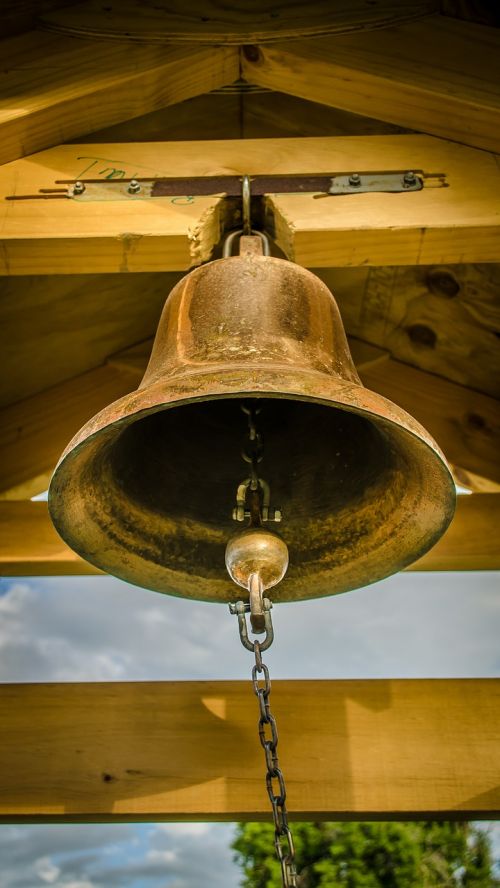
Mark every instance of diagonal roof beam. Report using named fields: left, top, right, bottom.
left=0, top=32, right=239, bottom=165
left=242, top=15, right=500, bottom=153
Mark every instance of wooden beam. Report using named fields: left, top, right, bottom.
left=0, top=34, right=238, bottom=165
left=358, top=356, right=500, bottom=488
left=1, top=679, right=498, bottom=821
left=241, top=16, right=500, bottom=153
left=1, top=135, right=500, bottom=274
left=1, top=495, right=498, bottom=577
left=0, top=363, right=139, bottom=499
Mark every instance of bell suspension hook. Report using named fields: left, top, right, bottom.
left=222, top=175, right=271, bottom=258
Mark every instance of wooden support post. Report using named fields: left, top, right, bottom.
left=0, top=495, right=498, bottom=577
left=0, top=679, right=498, bottom=822
left=241, top=16, right=500, bottom=153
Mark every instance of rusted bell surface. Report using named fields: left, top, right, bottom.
left=49, top=247, right=456, bottom=602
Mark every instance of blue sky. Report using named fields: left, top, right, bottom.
left=1, top=569, right=499, bottom=885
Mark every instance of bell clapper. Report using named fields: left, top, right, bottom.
left=226, top=404, right=298, bottom=888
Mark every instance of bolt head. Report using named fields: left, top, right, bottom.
left=349, top=173, right=361, bottom=186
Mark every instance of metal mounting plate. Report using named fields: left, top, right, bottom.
left=329, top=172, right=422, bottom=194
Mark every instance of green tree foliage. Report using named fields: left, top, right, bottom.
left=232, top=821, right=498, bottom=888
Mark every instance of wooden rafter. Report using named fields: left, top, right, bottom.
left=0, top=34, right=238, bottom=165
left=1, top=495, right=498, bottom=577
left=1, top=679, right=499, bottom=821
left=1, top=135, right=499, bottom=275
left=242, top=16, right=500, bottom=153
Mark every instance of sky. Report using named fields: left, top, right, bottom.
left=0, top=568, right=499, bottom=886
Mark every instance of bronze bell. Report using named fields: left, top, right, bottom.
left=49, top=235, right=455, bottom=603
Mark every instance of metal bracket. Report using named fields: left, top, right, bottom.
left=329, top=171, right=422, bottom=194
left=6, top=170, right=445, bottom=202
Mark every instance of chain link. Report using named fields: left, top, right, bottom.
left=252, top=640, right=298, bottom=888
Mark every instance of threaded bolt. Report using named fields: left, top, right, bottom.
left=348, top=173, right=361, bottom=187
left=73, top=181, right=85, bottom=195
left=128, top=179, right=141, bottom=194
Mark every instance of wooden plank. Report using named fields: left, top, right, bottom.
left=358, top=356, right=500, bottom=487
left=0, top=502, right=102, bottom=576
left=74, top=90, right=409, bottom=145
left=1, top=495, right=498, bottom=577
left=0, top=363, right=138, bottom=499
left=38, top=0, right=437, bottom=43
left=2, top=135, right=500, bottom=274
left=0, top=34, right=238, bottom=165
left=241, top=16, right=500, bottom=153
left=0, top=679, right=498, bottom=821
left=0, top=272, right=182, bottom=409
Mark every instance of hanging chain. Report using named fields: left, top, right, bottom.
left=252, top=639, right=298, bottom=887
left=229, top=402, right=297, bottom=887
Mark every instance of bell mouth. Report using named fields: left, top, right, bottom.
left=49, top=371, right=455, bottom=603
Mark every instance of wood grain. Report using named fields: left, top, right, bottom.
left=0, top=679, right=498, bottom=821
left=0, top=272, right=182, bottom=409
left=242, top=15, right=500, bottom=153
left=0, top=34, right=238, bottom=165
left=39, top=0, right=437, bottom=43
left=321, top=265, right=500, bottom=400
left=1, top=135, right=500, bottom=274
left=0, top=364, right=139, bottom=500
left=1, top=496, right=497, bottom=576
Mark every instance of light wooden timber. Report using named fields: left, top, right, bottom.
left=242, top=15, right=500, bottom=154
left=0, top=272, right=182, bottom=409
left=76, top=90, right=409, bottom=144
left=319, top=265, right=500, bottom=400
left=0, top=34, right=238, bottom=165
left=0, top=679, right=498, bottom=821
left=1, top=495, right=498, bottom=577
left=358, top=357, right=500, bottom=487
left=0, top=363, right=139, bottom=501
left=1, top=333, right=499, bottom=499
left=39, top=0, right=436, bottom=44
left=2, top=135, right=499, bottom=275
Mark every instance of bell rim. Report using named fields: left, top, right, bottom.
left=49, top=364, right=456, bottom=602
left=52, top=364, right=452, bottom=474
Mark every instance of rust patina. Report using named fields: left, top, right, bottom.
left=49, top=245, right=456, bottom=602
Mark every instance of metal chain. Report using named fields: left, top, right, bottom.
left=229, top=401, right=296, bottom=884
left=241, top=402, right=264, bottom=492
left=252, top=639, right=298, bottom=887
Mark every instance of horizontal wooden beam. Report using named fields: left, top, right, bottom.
left=1, top=679, right=498, bottom=821
left=0, top=34, right=238, bottom=165
left=1, top=495, right=498, bottom=577
left=242, top=16, right=500, bottom=153
left=1, top=135, right=500, bottom=274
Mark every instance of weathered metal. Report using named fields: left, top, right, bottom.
left=49, top=241, right=456, bottom=603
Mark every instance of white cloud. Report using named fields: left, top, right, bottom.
left=35, top=856, right=60, bottom=883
